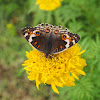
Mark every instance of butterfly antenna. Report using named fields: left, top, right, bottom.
left=48, top=54, right=57, bottom=61
left=39, top=54, right=45, bottom=60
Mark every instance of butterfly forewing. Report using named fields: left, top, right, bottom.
left=22, top=27, right=47, bottom=52
left=50, top=31, right=80, bottom=54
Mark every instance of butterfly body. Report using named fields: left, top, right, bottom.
left=22, top=23, right=80, bottom=57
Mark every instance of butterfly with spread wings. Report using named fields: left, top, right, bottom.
left=22, top=23, right=80, bottom=57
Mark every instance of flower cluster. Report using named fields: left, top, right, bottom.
left=22, top=44, right=87, bottom=94
left=36, top=0, right=63, bottom=11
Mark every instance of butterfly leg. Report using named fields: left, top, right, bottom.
left=45, top=53, right=49, bottom=58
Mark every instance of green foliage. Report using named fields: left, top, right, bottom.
left=0, top=0, right=100, bottom=99
left=58, top=77, right=94, bottom=100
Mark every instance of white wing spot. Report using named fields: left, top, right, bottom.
left=32, top=30, right=37, bottom=33
left=64, top=39, right=70, bottom=48
left=29, top=34, right=36, bottom=42
left=24, top=33, right=28, bottom=37
left=72, top=40, right=75, bottom=44
left=66, top=34, right=70, bottom=38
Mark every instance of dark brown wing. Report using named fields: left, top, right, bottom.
left=50, top=31, right=80, bottom=54
left=21, top=26, right=48, bottom=52
left=21, top=24, right=80, bottom=55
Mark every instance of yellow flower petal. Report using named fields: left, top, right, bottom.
left=77, top=50, right=86, bottom=55
left=22, top=44, right=87, bottom=93
left=36, top=0, right=63, bottom=11
left=72, top=73, right=79, bottom=80
left=75, top=69, right=86, bottom=76
left=51, top=83, right=59, bottom=94
left=36, top=74, right=40, bottom=90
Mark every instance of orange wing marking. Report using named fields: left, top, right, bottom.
left=28, top=31, right=33, bottom=36
left=34, top=42, right=37, bottom=46
left=69, top=38, right=75, bottom=42
left=37, top=45, right=40, bottom=48
left=56, top=48, right=58, bottom=52
left=60, top=46, right=63, bottom=50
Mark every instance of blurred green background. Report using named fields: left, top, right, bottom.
left=0, top=0, right=100, bottom=100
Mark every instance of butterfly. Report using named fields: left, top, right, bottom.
left=22, top=23, right=80, bottom=58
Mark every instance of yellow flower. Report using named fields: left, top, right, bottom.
left=22, top=44, right=87, bottom=94
left=6, top=23, right=13, bottom=29
left=36, top=0, right=63, bottom=11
